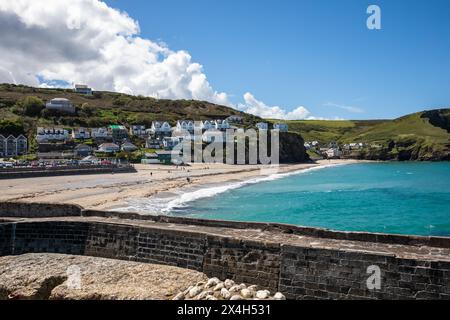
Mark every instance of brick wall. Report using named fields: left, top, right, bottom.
left=279, top=245, right=450, bottom=300
left=203, top=236, right=281, bottom=292
left=12, top=221, right=88, bottom=255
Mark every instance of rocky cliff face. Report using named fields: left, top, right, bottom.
left=352, top=140, right=450, bottom=161
left=279, top=132, right=309, bottom=163
left=185, top=131, right=309, bottom=164
left=421, top=109, right=450, bottom=133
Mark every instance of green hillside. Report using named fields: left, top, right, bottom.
left=1, top=83, right=449, bottom=161
left=278, top=119, right=387, bottom=143
left=0, top=83, right=260, bottom=138
left=282, top=110, right=450, bottom=161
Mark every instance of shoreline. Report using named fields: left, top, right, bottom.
left=117, top=159, right=364, bottom=215
left=0, top=159, right=365, bottom=212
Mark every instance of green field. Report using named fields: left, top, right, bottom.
left=279, top=110, right=450, bottom=160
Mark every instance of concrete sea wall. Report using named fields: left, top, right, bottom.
left=0, top=165, right=136, bottom=179
left=1, top=202, right=450, bottom=300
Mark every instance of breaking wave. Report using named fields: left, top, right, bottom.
left=119, top=163, right=349, bottom=215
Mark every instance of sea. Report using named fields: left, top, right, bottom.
left=121, top=162, right=450, bottom=237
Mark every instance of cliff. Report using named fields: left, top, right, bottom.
left=279, top=132, right=309, bottom=163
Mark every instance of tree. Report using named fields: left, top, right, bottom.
left=22, top=96, right=44, bottom=117
left=0, top=119, right=24, bottom=136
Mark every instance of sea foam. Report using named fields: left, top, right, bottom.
left=119, top=163, right=349, bottom=215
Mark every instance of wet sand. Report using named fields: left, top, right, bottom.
left=0, top=160, right=363, bottom=211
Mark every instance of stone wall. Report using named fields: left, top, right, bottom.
left=279, top=245, right=450, bottom=300
left=1, top=202, right=450, bottom=300
left=0, top=202, right=82, bottom=218
left=0, top=166, right=136, bottom=179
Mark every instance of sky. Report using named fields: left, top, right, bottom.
left=1, top=0, right=450, bottom=120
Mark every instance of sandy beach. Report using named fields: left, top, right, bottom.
left=0, top=160, right=363, bottom=212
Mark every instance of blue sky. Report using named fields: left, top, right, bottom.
left=102, top=0, right=450, bottom=119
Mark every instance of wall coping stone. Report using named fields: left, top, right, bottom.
left=1, top=201, right=450, bottom=250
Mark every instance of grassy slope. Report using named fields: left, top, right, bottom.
left=346, top=112, right=449, bottom=145
left=274, top=119, right=387, bottom=143
left=277, top=113, right=449, bottom=144
left=0, top=83, right=260, bottom=137
left=281, top=111, right=450, bottom=160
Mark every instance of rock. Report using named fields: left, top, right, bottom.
left=273, top=292, right=286, bottom=300
left=0, top=253, right=208, bottom=300
left=213, top=282, right=224, bottom=291
left=240, top=288, right=253, bottom=299
left=188, top=286, right=202, bottom=298
left=197, top=290, right=213, bottom=300
left=183, top=286, right=194, bottom=296
left=247, top=285, right=258, bottom=291
left=205, top=278, right=220, bottom=288
left=229, top=285, right=240, bottom=293
left=224, top=279, right=235, bottom=288
left=220, top=288, right=231, bottom=299
left=206, top=295, right=218, bottom=300
left=255, top=290, right=270, bottom=299
left=230, top=295, right=242, bottom=300
left=172, top=292, right=185, bottom=300
left=238, top=283, right=247, bottom=290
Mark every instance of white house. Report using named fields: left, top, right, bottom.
left=130, top=125, right=146, bottom=137
left=74, top=84, right=92, bottom=95
left=163, top=137, right=182, bottom=150
left=350, top=142, right=364, bottom=149
left=0, top=134, right=27, bottom=157
left=141, top=153, right=160, bottom=164
left=226, top=115, right=243, bottom=123
left=325, top=148, right=341, bottom=159
left=150, top=121, right=172, bottom=135
left=273, top=123, right=288, bottom=132
left=91, top=127, right=111, bottom=139
left=256, top=122, right=269, bottom=130
left=146, top=137, right=161, bottom=149
left=201, top=120, right=214, bottom=131
left=214, top=119, right=230, bottom=131
left=121, top=142, right=138, bottom=152
left=176, top=120, right=195, bottom=133
left=74, top=144, right=92, bottom=157
left=36, top=127, right=70, bottom=142
left=97, top=143, right=120, bottom=153
left=45, top=98, right=75, bottom=114
left=72, top=128, right=91, bottom=140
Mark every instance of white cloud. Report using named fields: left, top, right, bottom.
left=239, top=92, right=312, bottom=120
left=323, top=102, right=364, bottom=113
left=0, top=0, right=339, bottom=121
left=0, top=0, right=229, bottom=105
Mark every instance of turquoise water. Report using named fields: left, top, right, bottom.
left=173, top=163, right=450, bottom=237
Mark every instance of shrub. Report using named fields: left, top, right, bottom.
left=0, top=119, right=24, bottom=136
left=22, top=96, right=44, bottom=117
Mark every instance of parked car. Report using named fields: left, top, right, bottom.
left=0, top=162, right=14, bottom=168
left=67, top=160, right=79, bottom=166
left=78, top=160, right=92, bottom=166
